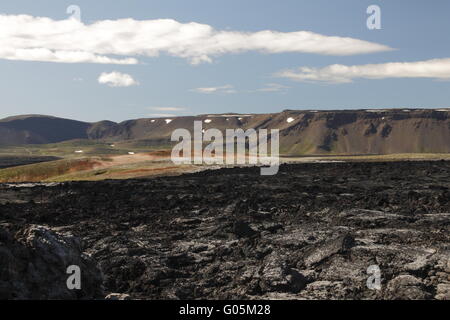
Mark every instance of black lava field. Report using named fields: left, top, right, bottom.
left=0, top=161, right=449, bottom=300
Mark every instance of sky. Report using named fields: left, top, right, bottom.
left=1, top=0, right=450, bottom=122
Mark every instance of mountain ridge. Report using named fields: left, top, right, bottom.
left=1, top=109, right=450, bottom=155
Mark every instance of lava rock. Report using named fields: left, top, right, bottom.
left=259, top=253, right=306, bottom=293
left=0, top=224, right=103, bottom=299
left=303, top=234, right=355, bottom=267
left=435, top=283, right=450, bottom=300
left=233, top=221, right=258, bottom=238
left=1, top=161, right=449, bottom=300
left=386, top=275, right=431, bottom=300
left=105, top=293, right=132, bottom=300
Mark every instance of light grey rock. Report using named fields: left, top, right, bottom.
left=386, top=275, right=431, bottom=300
left=303, top=234, right=355, bottom=267
left=105, top=293, right=132, bottom=300
left=0, top=224, right=103, bottom=299
left=259, top=253, right=306, bottom=293
left=435, top=283, right=450, bottom=300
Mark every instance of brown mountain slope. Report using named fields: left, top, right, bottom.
left=0, top=115, right=90, bottom=145
left=1, top=109, right=450, bottom=155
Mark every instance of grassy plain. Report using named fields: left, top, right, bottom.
left=1, top=139, right=450, bottom=182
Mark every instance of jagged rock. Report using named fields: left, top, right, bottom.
left=435, top=284, right=450, bottom=300
left=403, top=254, right=435, bottom=273
left=300, top=281, right=347, bottom=299
left=0, top=161, right=449, bottom=300
left=166, top=253, right=195, bottom=268
left=386, top=275, right=431, bottom=300
left=297, top=270, right=318, bottom=283
left=0, top=224, right=103, bottom=299
left=303, top=234, right=355, bottom=267
left=259, top=253, right=306, bottom=293
left=233, top=221, right=258, bottom=238
left=171, top=218, right=202, bottom=226
left=105, top=293, right=132, bottom=300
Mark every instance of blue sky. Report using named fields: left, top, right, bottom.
left=1, top=0, right=450, bottom=122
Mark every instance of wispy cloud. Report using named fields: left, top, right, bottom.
left=98, top=71, right=139, bottom=87
left=276, top=58, right=450, bottom=83
left=146, top=107, right=188, bottom=117
left=0, top=14, right=392, bottom=65
left=147, top=107, right=186, bottom=111
left=191, top=85, right=236, bottom=94
left=147, top=113, right=177, bottom=118
left=256, top=83, right=290, bottom=92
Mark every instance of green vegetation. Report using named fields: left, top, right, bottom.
left=0, top=139, right=189, bottom=182
left=0, top=139, right=171, bottom=182
left=1, top=137, right=450, bottom=183
left=0, top=139, right=169, bottom=158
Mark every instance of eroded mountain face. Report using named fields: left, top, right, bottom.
left=0, top=161, right=449, bottom=300
left=1, top=109, right=450, bottom=155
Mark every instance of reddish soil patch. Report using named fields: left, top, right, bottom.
left=117, top=166, right=180, bottom=175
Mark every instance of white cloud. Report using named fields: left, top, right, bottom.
left=277, top=58, right=450, bottom=83
left=147, top=113, right=176, bottom=118
left=0, top=14, right=392, bottom=65
left=98, top=71, right=139, bottom=87
left=256, top=83, right=290, bottom=92
left=191, top=85, right=236, bottom=94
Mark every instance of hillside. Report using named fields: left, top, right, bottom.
left=0, top=115, right=90, bottom=145
left=1, top=109, right=450, bottom=155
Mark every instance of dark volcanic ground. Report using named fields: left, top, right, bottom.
left=0, top=161, right=449, bottom=300
left=0, top=156, right=60, bottom=169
